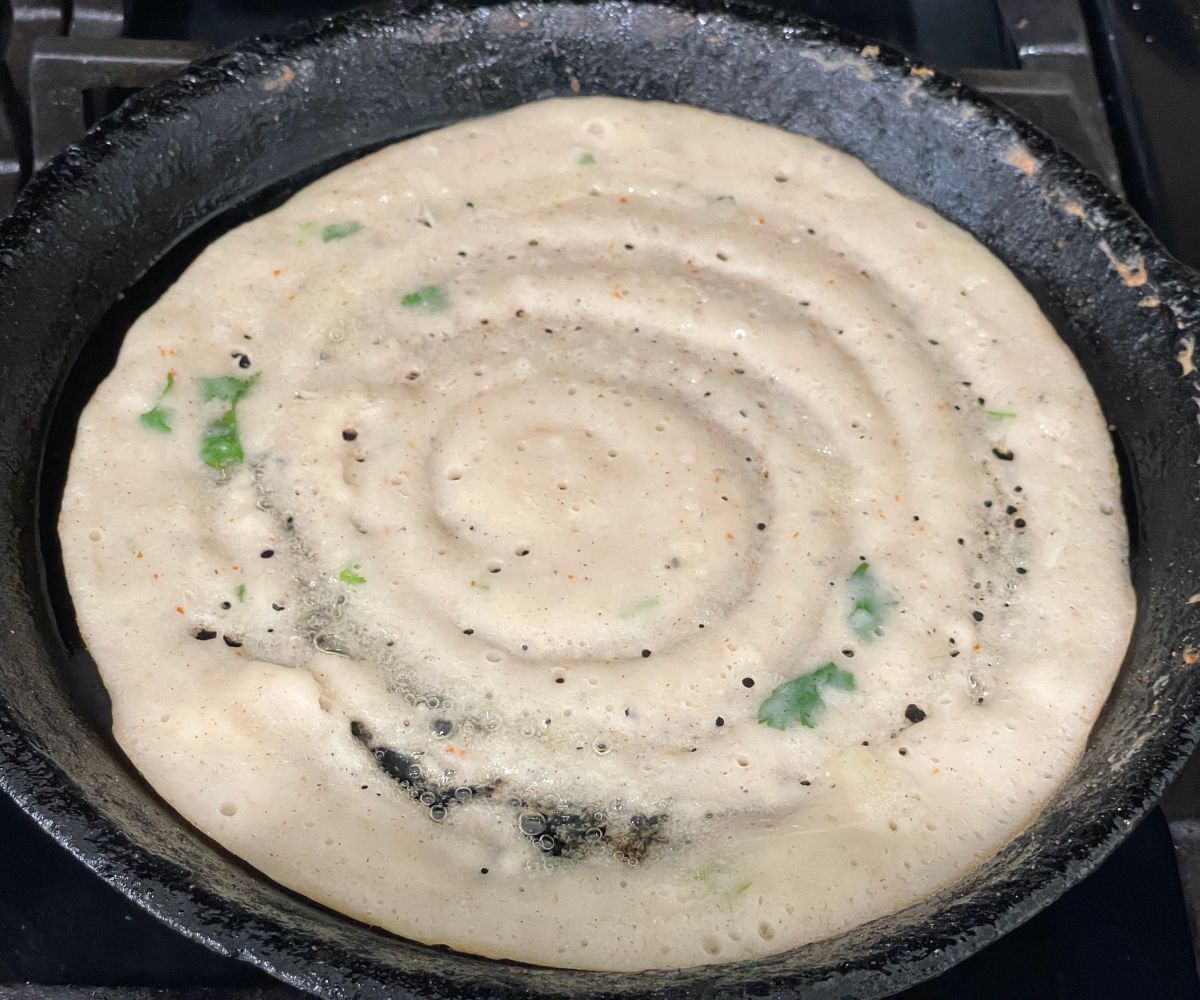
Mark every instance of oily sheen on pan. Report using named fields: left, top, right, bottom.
left=59, top=97, right=1134, bottom=971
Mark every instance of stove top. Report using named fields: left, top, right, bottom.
left=2, top=1, right=1199, bottom=997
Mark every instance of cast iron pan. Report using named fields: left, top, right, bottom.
left=1, top=2, right=1199, bottom=997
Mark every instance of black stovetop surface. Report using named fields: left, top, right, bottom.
left=3, top=1, right=1200, bottom=997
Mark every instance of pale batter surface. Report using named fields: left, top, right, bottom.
left=59, top=97, right=1134, bottom=971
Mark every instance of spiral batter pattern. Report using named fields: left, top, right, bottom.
left=60, top=98, right=1133, bottom=970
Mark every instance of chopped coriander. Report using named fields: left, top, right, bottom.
left=199, top=373, right=260, bottom=470
left=578, top=152, right=596, bottom=165
left=400, top=284, right=450, bottom=311
left=849, top=607, right=875, bottom=636
left=200, top=373, right=259, bottom=403
left=200, top=408, right=244, bottom=469
left=322, top=220, right=363, bottom=242
left=235, top=583, right=246, bottom=602
left=295, top=220, right=319, bottom=245
left=690, top=861, right=753, bottom=903
left=986, top=410, right=1017, bottom=420
left=758, top=662, right=857, bottom=730
left=339, top=565, right=366, bottom=585
left=847, top=560, right=892, bottom=640
left=139, top=406, right=171, bottom=433
left=618, top=595, right=660, bottom=618
left=139, top=371, right=176, bottom=433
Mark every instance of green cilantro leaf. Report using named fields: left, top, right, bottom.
left=618, top=595, right=660, bottom=618
left=339, top=565, right=366, bottom=585
left=200, top=408, right=244, bottom=469
left=236, top=584, right=246, bottom=602
left=322, top=220, right=363, bottom=242
left=401, top=284, right=450, bottom=311
left=198, top=374, right=260, bottom=471
left=200, top=373, right=259, bottom=403
left=578, top=152, right=596, bottom=165
left=986, top=410, right=1017, bottom=420
left=139, top=372, right=176, bottom=433
left=758, top=662, right=857, bottom=730
left=139, top=406, right=171, bottom=433
left=847, top=560, right=893, bottom=640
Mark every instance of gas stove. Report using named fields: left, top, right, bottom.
left=2, top=2, right=1199, bottom=997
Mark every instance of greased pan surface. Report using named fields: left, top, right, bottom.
left=0, top=3, right=1198, bottom=997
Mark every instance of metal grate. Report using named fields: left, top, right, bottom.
left=0, top=0, right=1121, bottom=217
left=1, top=1, right=208, bottom=209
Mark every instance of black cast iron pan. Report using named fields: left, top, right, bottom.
left=1, top=2, right=1199, bottom=997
